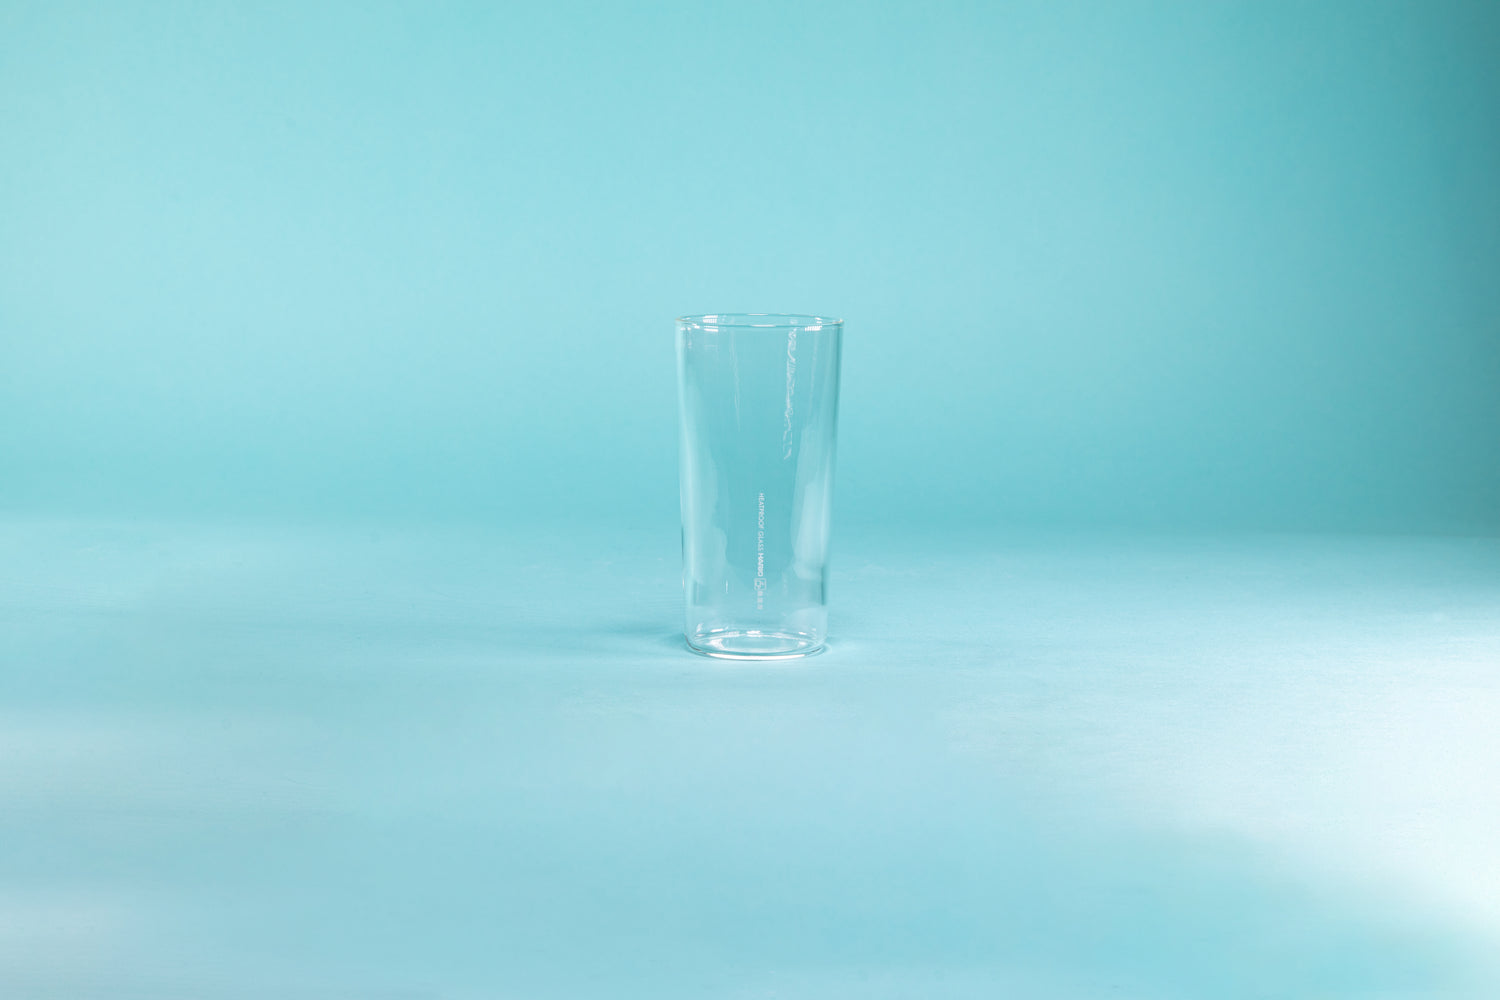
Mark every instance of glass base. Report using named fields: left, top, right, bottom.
left=686, top=629, right=825, bottom=661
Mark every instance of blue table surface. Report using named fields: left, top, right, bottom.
left=2, top=518, right=1497, bottom=999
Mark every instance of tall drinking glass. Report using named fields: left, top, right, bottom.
left=676, top=314, right=844, bottom=659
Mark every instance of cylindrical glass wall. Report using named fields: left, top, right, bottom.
left=676, top=314, right=844, bottom=659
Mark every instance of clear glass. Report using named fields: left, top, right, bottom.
left=676, top=313, right=844, bottom=659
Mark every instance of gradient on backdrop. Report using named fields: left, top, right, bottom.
left=2, top=0, right=1497, bottom=533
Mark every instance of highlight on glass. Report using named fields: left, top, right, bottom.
left=676, top=313, right=844, bottom=659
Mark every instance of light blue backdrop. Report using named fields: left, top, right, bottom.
left=4, top=6, right=1500, bottom=997
left=3, top=0, right=1498, bottom=531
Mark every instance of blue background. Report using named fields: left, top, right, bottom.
left=3, top=3, right=1500, bottom=998
left=4, top=0, right=1498, bottom=532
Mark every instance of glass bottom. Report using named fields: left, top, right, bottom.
left=685, top=629, right=825, bottom=661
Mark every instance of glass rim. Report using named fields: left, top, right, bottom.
left=677, top=313, right=843, bottom=332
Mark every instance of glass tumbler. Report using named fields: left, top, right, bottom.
left=676, top=314, right=844, bottom=659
